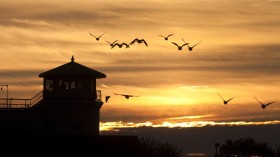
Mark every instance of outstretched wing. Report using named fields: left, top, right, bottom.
left=130, top=38, right=138, bottom=45
left=182, top=38, right=189, bottom=44
left=106, top=40, right=118, bottom=45
left=217, top=92, right=225, bottom=101
left=89, top=33, right=97, bottom=38
left=98, top=33, right=105, bottom=38
left=192, top=41, right=201, bottom=48
left=112, top=40, right=118, bottom=45
left=159, top=35, right=165, bottom=38
left=254, top=96, right=263, bottom=105
left=111, top=43, right=119, bottom=49
left=114, top=93, right=123, bottom=96
left=171, top=42, right=179, bottom=47
left=181, top=43, right=188, bottom=47
left=167, top=34, right=174, bottom=38
left=227, top=96, right=236, bottom=102
left=141, top=39, right=148, bottom=46
left=265, top=101, right=276, bottom=107
left=121, top=43, right=130, bottom=48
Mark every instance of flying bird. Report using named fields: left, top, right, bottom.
left=254, top=96, right=276, bottom=109
left=114, top=93, right=140, bottom=99
left=111, top=42, right=130, bottom=49
left=217, top=92, right=236, bottom=105
left=159, top=34, right=174, bottom=41
left=171, top=42, right=188, bottom=50
left=186, top=41, right=201, bottom=51
left=130, top=38, right=148, bottom=47
left=106, top=40, right=118, bottom=47
left=89, top=32, right=105, bottom=41
left=105, top=96, right=111, bottom=103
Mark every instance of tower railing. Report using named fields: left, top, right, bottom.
left=0, top=90, right=43, bottom=109
left=0, top=90, right=102, bottom=109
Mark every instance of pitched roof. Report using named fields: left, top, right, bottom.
left=38, top=56, right=106, bottom=79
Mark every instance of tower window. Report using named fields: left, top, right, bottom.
left=46, top=79, right=53, bottom=91
left=70, top=81, right=75, bottom=89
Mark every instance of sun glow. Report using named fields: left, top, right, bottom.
left=99, top=120, right=280, bottom=131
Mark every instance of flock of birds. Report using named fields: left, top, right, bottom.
left=89, top=32, right=201, bottom=51
left=89, top=32, right=277, bottom=110
left=105, top=92, right=277, bottom=109
left=217, top=92, right=277, bottom=109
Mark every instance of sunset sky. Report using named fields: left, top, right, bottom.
left=1, top=0, right=280, bottom=155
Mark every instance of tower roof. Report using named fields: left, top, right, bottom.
left=39, top=56, right=106, bottom=79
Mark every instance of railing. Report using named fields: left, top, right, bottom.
left=0, top=90, right=43, bottom=109
left=31, top=90, right=43, bottom=106
left=0, top=90, right=102, bottom=109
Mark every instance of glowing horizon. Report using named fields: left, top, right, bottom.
left=100, top=120, right=280, bottom=131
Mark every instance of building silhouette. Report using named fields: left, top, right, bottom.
left=0, top=56, right=144, bottom=157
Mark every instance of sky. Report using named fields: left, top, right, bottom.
left=1, top=0, right=280, bottom=156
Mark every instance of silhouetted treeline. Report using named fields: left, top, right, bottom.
left=139, top=136, right=184, bottom=157
left=217, top=136, right=280, bottom=157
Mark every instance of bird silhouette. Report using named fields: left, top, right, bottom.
left=254, top=96, right=276, bottom=109
left=171, top=42, right=188, bottom=50
left=114, top=93, right=140, bottom=99
left=159, top=34, right=174, bottom=41
left=217, top=92, right=236, bottom=105
left=130, top=38, right=148, bottom=47
left=186, top=41, right=201, bottom=51
left=111, top=42, right=130, bottom=49
left=89, top=32, right=105, bottom=41
left=105, top=96, right=111, bottom=103
left=106, top=40, right=118, bottom=47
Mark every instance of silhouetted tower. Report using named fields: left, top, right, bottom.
left=38, top=56, right=106, bottom=136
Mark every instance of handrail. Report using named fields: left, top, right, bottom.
left=0, top=90, right=43, bottom=109
left=30, top=90, right=43, bottom=106
left=0, top=90, right=102, bottom=109
left=31, top=90, right=43, bottom=100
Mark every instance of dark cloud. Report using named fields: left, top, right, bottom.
left=0, top=70, right=41, bottom=78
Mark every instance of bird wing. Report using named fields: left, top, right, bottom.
left=167, top=34, right=174, bottom=38
left=130, top=38, right=137, bottom=45
left=111, top=43, right=118, bottom=49
left=122, top=43, right=130, bottom=48
left=227, top=96, right=236, bottom=102
left=112, top=40, right=118, bottom=44
left=182, top=43, right=188, bottom=47
left=159, top=35, right=165, bottom=38
left=254, top=96, right=263, bottom=105
left=128, top=94, right=140, bottom=97
left=265, top=101, right=276, bottom=106
left=141, top=39, right=148, bottom=46
left=98, top=33, right=105, bottom=38
left=107, top=40, right=118, bottom=45
left=114, top=93, right=122, bottom=95
left=89, top=33, right=96, bottom=38
left=171, top=42, right=179, bottom=47
left=217, top=92, right=225, bottom=101
left=182, top=38, right=189, bottom=44
left=193, top=41, right=201, bottom=47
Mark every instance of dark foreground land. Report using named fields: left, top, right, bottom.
left=0, top=130, right=145, bottom=157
